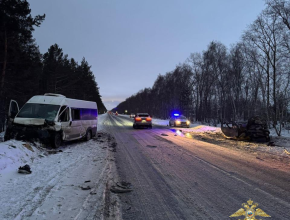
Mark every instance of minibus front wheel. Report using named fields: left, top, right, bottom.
left=52, top=132, right=62, bottom=148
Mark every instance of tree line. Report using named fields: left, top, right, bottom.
left=115, top=0, right=290, bottom=136
left=0, top=0, right=106, bottom=132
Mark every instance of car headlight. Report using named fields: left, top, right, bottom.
left=176, top=120, right=181, bottom=124
left=186, top=120, right=190, bottom=124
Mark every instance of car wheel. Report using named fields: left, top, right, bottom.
left=85, top=130, right=92, bottom=141
left=133, top=124, right=136, bottom=129
left=52, top=133, right=62, bottom=148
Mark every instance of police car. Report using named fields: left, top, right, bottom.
left=169, top=114, right=190, bottom=128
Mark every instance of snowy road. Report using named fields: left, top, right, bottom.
left=105, top=114, right=290, bottom=220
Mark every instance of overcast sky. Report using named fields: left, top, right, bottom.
left=27, top=0, right=265, bottom=110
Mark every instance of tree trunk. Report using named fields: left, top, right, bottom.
left=266, top=60, right=270, bottom=127
left=1, top=28, right=7, bottom=95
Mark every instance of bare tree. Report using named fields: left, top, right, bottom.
left=266, top=0, right=290, bottom=30
left=243, top=11, right=289, bottom=135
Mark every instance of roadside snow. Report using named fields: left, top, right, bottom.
left=0, top=140, right=42, bottom=182
left=150, top=117, right=290, bottom=157
left=0, top=114, right=115, bottom=220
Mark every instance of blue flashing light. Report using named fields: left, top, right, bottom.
left=173, top=113, right=180, bottom=116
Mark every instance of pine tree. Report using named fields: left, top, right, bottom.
left=0, top=0, right=45, bottom=131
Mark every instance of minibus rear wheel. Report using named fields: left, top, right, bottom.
left=85, top=130, right=92, bottom=141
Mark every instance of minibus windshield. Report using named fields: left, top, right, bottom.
left=17, top=103, right=60, bottom=120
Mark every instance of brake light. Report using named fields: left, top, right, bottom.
left=135, top=117, right=142, bottom=121
left=146, top=117, right=152, bottom=121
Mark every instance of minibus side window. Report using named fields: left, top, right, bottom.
left=91, top=109, right=98, bottom=119
left=90, top=109, right=94, bottom=120
left=72, top=108, right=80, bottom=121
left=81, top=109, right=91, bottom=120
left=59, top=106, right=69, bottom=122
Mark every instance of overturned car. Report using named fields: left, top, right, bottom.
left=221, top=116, right=270, bottom=141
left=4, top=93, right=98, bottom=147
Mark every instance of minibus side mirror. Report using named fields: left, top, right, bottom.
left=10, top=110, right=17, bottom=119
left=8, top=100, right=19, bottom=119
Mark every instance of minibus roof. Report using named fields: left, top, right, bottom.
left=27, top=95, right=98, bottom=109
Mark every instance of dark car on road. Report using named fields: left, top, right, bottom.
left=133, top=113, right=152, bottom=129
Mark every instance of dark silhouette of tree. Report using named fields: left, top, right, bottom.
left=42, top=44, right=106, bottom=113
left=0, top=0, right=45, bottom=131
left=0, top=2, right=106, bottom=131
left=0, top=0, right=45, bottom=94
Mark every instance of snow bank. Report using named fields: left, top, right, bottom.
left=0, top=140, right=42, bottom=179
left=151, top=117, right=290, bottom=157
left=152, top=118, right=169, bottom=126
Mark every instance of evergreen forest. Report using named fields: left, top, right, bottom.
left=0, top=0, right=106, bottom=131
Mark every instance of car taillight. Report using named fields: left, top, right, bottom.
left=135, top=117, right=142, bottom=121
left=146, top=117, right=152, bottom=121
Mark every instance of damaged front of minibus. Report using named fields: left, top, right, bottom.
left=4, top=96, right=64, bottom=148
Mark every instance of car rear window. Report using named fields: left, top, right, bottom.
left=138, top=114, right=149, bottom=117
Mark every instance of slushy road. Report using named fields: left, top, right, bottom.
left=104, top=114, right=290, bottom=220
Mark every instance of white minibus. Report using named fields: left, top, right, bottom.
left=5, top=93, right=98, bottom=147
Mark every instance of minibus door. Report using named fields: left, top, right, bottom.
left=58, top=106, right=72, bottom=140
left=4, top=100, right=20, bottom=141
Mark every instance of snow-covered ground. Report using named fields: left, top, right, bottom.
left=0, top=114, right=119, bottom=220
left=156, top=118, right=290, bottom=157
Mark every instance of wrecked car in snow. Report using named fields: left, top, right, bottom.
left=4, top=93, right=98, bottom=147
left=221, top=116, right=270, bottom=141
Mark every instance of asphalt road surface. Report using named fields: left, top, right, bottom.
left=103, top=114, right=290, bottom=220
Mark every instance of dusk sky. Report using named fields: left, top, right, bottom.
left=27, top=0, right=265, bottom=110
